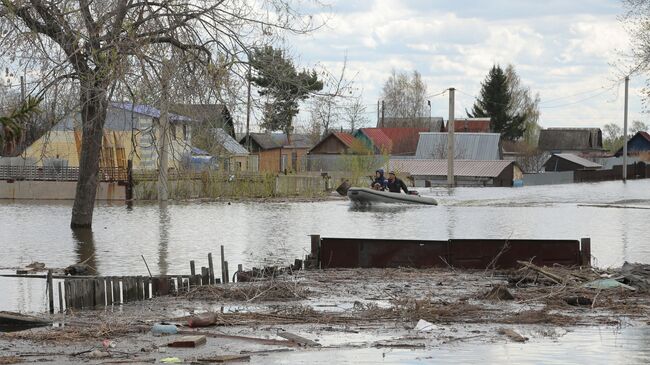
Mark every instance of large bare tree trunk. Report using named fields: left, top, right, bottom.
left=71, top=80, right=108, bottom=228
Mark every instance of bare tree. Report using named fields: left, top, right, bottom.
left=343, top=95, right=368, bottom=131
left=0, top=0, right=323, bottom=228
left=309, top=55, right=354, bottom=134
left=381, top=69, right=428, bottom=121
left=631, top=120, right=649, bottom=134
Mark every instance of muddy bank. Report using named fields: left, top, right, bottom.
left=1, top=266, right=649, bottom=364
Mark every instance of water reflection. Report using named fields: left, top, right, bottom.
left=158, top=202, right=170, bottom=276
left=71, top=229, right=97, bottom=275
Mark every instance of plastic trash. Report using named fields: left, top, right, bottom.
left=414, top=319, right=438, bottom=332
left=151, top=323, right=178, bottom=335
left=583, top=278, right=636, bottom=291
left=160, top=357, right=182, bottom=364
left=102, top=339, right=116, bottom=348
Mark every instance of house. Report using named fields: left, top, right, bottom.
left=308, top=132, right=365, bottom=155
left=415, top=133, right=501, bottom=160
left=390, top=159, right=522, bottom=187
left=209, top=128, right=255, bottom=172
left=544, top=153, right=602, bottom=172
left=239, top=133, right=312, bottom=173
left=538, top=128, right=604, bottom=154
left=20, top=102, right=195, bottom=170
left=169, top=104, right=235, bottom=137
left=443, top=118, right=491, bottom=133
left=615, top=131, right=650, bottom=157
left=377, top=116, right=444, bottom=131
left=353, top=127, right=428, bottom=155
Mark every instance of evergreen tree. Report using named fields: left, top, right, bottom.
left=249, top=46, right=323, bottom=139
left=469, top=65, right=526, bottom=141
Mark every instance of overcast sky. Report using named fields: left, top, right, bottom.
left=288, top=0, right=645, bottom=130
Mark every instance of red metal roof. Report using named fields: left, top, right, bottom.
left=333, top=132, right=357, bottom=148
left=359, top=128, right=428, bottom=155
left=377, top=128, right=428, bottom=155
left=445, top=118, right=491, bottom=133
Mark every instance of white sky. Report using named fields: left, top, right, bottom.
left=287, top=0, right=647, bottom=130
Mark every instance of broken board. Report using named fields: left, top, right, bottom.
left=168, top=335, right=207, bottom=348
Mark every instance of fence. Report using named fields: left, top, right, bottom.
left=574, top=162, right=648, bottom=183
left=0, top=165, right=128, bottom=182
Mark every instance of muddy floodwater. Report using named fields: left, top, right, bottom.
left=1, top=179, right=650, bottom=313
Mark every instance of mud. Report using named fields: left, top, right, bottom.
left=1, top=267, right=650, bottom=364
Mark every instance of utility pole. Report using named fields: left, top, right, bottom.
left=377, top=100, right=380, bottom=127
left=245, top=63, right=252, bottom=151
left=158, top=60, right=171, bottom=202
left=381, top=100, right=385, bottom=127
left=447, top=88, right=455, bottom=187
left=623, top=76, right=629, bottom=182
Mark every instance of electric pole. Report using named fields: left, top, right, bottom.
left=447, top=88, right=455, bottom=187
left=381, top=100, right=385, bottom=127
left=20, top=75, right=25, bottom=101
left=623, top=76, right=629, bottom=182
left=377, top=100, right=380, bottom=127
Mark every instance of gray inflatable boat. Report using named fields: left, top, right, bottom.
left=347, top=187, right=438, bottom=206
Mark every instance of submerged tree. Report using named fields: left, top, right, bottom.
left=250, top=46, right=323, bottom=140
left=469, top=65, right=520, bottom=140
left=0, top=0, right=322, bottom=228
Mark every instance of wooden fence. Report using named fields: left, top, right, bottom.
left=0, top=166, right=128, bottom=182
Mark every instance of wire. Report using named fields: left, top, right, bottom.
left=539, top=83, right=621, bottom=109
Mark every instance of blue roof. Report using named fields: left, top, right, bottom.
left=111, top=102, right=193, bottom=122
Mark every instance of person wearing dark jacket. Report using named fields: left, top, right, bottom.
left=386, top=171, right=409, bottom=194
left=371, top=169, right=387, bottom=190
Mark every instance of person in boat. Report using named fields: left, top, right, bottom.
left=386, top=171, right=410, bottom=194
left=371, top=169, right=387, bottom=190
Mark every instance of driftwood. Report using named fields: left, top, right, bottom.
left=277, top=331, right=320, bottom=347
left=517, top=261, right=564, bottom=284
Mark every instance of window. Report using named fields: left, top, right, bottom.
left=183, top=125, right=188, bottom=140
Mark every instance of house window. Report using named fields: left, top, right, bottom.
left=183, top=125, right=188, bottom=140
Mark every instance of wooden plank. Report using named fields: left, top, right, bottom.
left=220, top=245, right=226, bottom=284
left=47, top=270, right=54, bottom=313
left=94, top=279, right=104, bottom=307
left=201, top=267, right=209, bottom=286
left=112, top=277, right=121, bottom=304
left=190, top=260, right=196, bottom=276
left=64, top=280, right=71, bottom=310
left=122, top=278, right=130, bottom=303
left=144, top=277, right=151, bottom=299
left=105, top=278, right=112, bottom=305
left=196, top=355, right=251, bottom=363
left=137, top=277, right=144, bottom=301
left=168, top=335, right=207, bottom=348
left=277, top=331, right=320, bottom=347
left=58, top=282, right=64, bottom=313
left=224, top=261, right=229, bottom=284
left=176, top=276, right=182, bottom=293
left=208, top=253, right=215, bottom=285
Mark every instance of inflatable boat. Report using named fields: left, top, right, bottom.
left=347, top=187, right=438, bottom=206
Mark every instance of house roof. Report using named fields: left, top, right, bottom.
left=358, top=128, right=393, bottom=152
left=378, top=117, right=444, bottom=131
left=333, top=132, right=357, bottom=148
left=378, top=128, right=429, bottom=155
left=243, top=133, right=312, bottom=150
left=444, top=118, right=491, bottom=133
left=538, top=128, right=603, bottom=151
left=389, top=159, right=514, bottom=178
left=214, top=128, right=249, bottom=155
left=549, top=153, right=602, bottom=168
left=111, top=102, right=193, bottom=123
left=169, top=104, right=235, bottom=137
left=415, top=132, right=501, bottom=160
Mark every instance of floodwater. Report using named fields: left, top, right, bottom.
left=262, top=326, right=650, bottom=365
left=1, top=179, right=650, bottom=313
